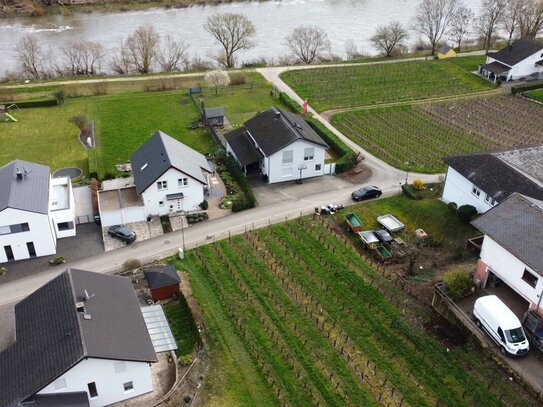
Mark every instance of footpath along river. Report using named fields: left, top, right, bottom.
left=0, top=0, right=482, bottom=77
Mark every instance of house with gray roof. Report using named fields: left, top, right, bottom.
left=471, top=193, right=543, bottom=314
left=441, top=145, right=543, bottom=214
left=0, top=269, right=157, bottom=407
left=224, top=107, right=329, bottom=184
left=129, top=131, right=212, bottom=217
left=0, top=159, right=76, bottom=263
left=479, top=38, right=543, bottom=82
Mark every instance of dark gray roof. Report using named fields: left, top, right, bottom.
left=130, top=131, right=212, bottom=194
left=443, top=148, right=543, bottom=203
left=487, top=39, right=543, bottom=67
left=243, top=107, right=328, bottom=157
left=0, top=160, right=50, bottom=214
left=144, top=265, right=180, bottom=289
left=496, top=145, right=543, bottom=184
left=224, top=127, right=262, bottom=166
left=438, top=44, right=453, bottom=54
left=0, top=269, right=157, bottom=407
left=481, top=61, right=510, bottom=74
left=22, top=392, right=90, bottom=407
left=472, top=193, right=543, bottom=276
left=203, top=107, right=225, bottom=118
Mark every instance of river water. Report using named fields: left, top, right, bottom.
left=0, top=0, right=482, bottom=77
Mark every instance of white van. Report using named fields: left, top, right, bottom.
left=473, top=295, right=529, bottom=357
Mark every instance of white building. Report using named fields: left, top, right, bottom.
left=479, top=38, right=543, bottom=82
left=472, top=194, right=543, bottom=315
left=224, top=107, right=329, bottom=184
left=130, top=131, right=212, bottom=217
left=0, top=269, right=158, bottom=407
left=0, top=160, right=76, bottom=263
left=441, top=145, right=543, bottom=214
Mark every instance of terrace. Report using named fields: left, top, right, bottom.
left=49, top=177, right=71, bottom=211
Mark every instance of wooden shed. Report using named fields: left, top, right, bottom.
left=144, top=265, right=181, bottom=301
left=437, top=45, right=457, bottom=59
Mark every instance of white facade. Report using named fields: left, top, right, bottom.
left=0, top=207, right=56, bottom=263
left=478, top=236, right=542, bottom=309
left=441, top=166, right=496, bottom=214
left=141, top=167, right=208, bottom=216
left=486, top=50, right=543, bottom=81
left=49, top=177, right=77, bottom=239
left=264, top=139, right=326, bottom=184
left=99, top=206, right=147, bottom=227
left=38, top=357, right=153, bottom=407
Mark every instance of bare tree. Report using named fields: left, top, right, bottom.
left=205, top=69, right=230, bottom=95
left=284, top=25, right=330, bottom=64
left=517, top=0, right=543, bottom=38
left=81, top=42, right=106, bottom=75
left=61, top=41, right=105, bottom=76
left=370, top=21, right=409, bottom=57
left=502, top=0, right=523, bottom=41
left=475, top=0, right=508, bottom=52
left=125, top=25, right=160, bottom=74
left=448, top=5, right=474, bottom=51
left=61, top=42, right=82, bottom=76
left=411, top=0, right=460, bottom=55
left=110, top=41, right=132, bottom=75
left=16, top=36, right=44, bottom=79
left=203, top=13, right=256, bottom=68
left=344, top=39, right=361, bottom=60
left=157, top=36, right=189, bottom=72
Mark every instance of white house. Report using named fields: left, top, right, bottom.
left=129, top=131, right=212, bottom=217
left=0, top=160, right=76, bottom=263
left=479, top=38, right=543, bottom=82
left=0, top=269, right=158, bottom=407
left=224, top=107, right=329, bottom=184
left=441, top=145, right=543, bottom=214
left=472, top=194, right=543, bottom=315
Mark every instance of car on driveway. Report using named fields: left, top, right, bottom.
left=351, top=185, right=382, bottom=201
left=108, top=225, right=137, bottom=244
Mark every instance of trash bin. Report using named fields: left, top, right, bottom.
left=178, top=248, right=184, bottom=260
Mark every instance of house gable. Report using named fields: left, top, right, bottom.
left=487, top=39, right=543, bottom=67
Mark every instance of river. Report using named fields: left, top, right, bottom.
left=0, top=0, right=482, bottom=77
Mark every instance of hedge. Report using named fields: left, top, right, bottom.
left=511, top=82, right=543, bottom=94
left=221, top=154, right=257, bottom=212
left=3, top=98, right=58, bottom=108
left=279, top=92, right=303, bottom=114
left=401, top=184, right=423, bottom=200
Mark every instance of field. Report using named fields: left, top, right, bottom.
left=280, top=57, right=492, bottom=112
left=168, top=197, right=534, bottom=407
left=332, top=95, right=543, bottom=173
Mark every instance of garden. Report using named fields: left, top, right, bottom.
left=280, top=57, right=492, bottom=112
left=332, top=95, right=543, bottom=173
left=166, top=195, right=535, bottom=406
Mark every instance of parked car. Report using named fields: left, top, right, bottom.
left=473, top=295, right=529, bottom=357
left=372, top=229, right=393, bottom=244
left=522, top=311, right=543, bottom=353
left=108, top=225, right=137, bottom=244
left=351, top=185, right=382, bottom=201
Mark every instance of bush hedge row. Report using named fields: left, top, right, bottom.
left=401, top=184, right=423, bottom=200
left=4, top=98, right=58, bottom=108
left=511, top=82, right=543, bottom=94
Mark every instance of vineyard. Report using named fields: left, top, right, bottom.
left=280, top=58, right=492, bottom=112
left=170, top=215, right=534, bottom=407
left=332, top=95, right=543, bottom=173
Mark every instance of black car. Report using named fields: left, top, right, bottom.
left=108, top=225, right=137, bottom=244
left=351, top=185, right=382, bottom=201
left=373, top=229, right=393, bottom=244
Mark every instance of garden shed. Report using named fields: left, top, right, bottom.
left=203, top=107, right=226, bottom=126
left=144, top=265, right=181, bottom=301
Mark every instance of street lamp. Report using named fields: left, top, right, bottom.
left=404, top=161, right=410, bottom=185
left=180, top=198, right=185, bottom=253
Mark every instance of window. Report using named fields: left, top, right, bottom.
left=497, top=327, right=505, bottom=342
left=282, top=150, right=293, bottom=164
left=522, top=269, right=538, bottom=288
left=315, top=164, right=322, bottom=171
left=159, top=201, right=164, bottom=207
left=57, top=221, right=74, bottom=231
left=157, top=181, right=168, bottom=191
left=484, top=194, right=496, bottom=206
left=304, top=147, right=314, bottom=161
left=471, top=186, right=481, bottom=197
left=87, top=382, right=98, bottom=398
left=123, top=381, right=134, bottom=392
left=0, top=223, right=30, bottom=235
left=53, top=378, right=67, bottom=390
left=178, top=178, right=188, bottom=188
left=114, top=361, right=127, bottom=373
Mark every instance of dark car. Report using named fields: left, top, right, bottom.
left=351, top=185, right=382, bottom=201
left=372, top=229, right=393, bottom=244
left=108, top=225, right=137, bottom=244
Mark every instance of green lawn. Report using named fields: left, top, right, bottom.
left=528, top=88, right=543, bottom=102
left=163, top=293, right=200, bottom=357
left=281, top=58, right=493, bottom=112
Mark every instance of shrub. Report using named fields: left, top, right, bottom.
left=69, top=114, right=89, bottom=130
left=401, top=184, right=422, bottom=200
left=199, top=200, right=209, bottom=210
left=178, top=354, right=193, bottom=366
left=123, top=259, right=142, bottom=271
left=50, top=256, right=65, bottom=265
left=457, top=204, right=477, bottom=222
left=279, top=92, right=303, bottom=114
left=447, top=201, right=458, bottom=213
left=52, top=90, right=65, bottom=105
left=412, top=179, right=425, bottom=191
left=443, top=269, right=473, bottom=301
left=0, top=267, right=7, bottom=276
left=335, top=152, right=359, bottom=174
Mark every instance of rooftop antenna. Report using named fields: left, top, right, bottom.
left=84, top=289, right=95, bottom=301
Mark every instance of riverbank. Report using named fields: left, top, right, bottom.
left=0, top=0, right=262, bottom=18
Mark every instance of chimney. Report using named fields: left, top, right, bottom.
left=16, top=168, right=23, bottom=180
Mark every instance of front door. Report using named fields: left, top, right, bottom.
left=4, top=245, right=14, bottom=261
left=26, top=242, right=36, bottom=258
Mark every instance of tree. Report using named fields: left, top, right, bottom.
left=157, top=36, right=189, bottom=72
left=205, top=69, right=230, bottom=95
left=344, top=39, right=362, bottom=60
left=475, top=0, right=508, bottom=52
left=516, top=0, right=543, bottom=38
left=110, top=42, right=131, bottom=75
left=125, top=25, right=160, bottom=74
left=370, top=21, right=409, bottom=57
left=502, top=0, right=523, bottom=41
left=61, top=41, right=105, bottom=76
left=448, top=5, right=474, bottom=51
left=284, top=25, right=331, bottom=64
left=411, top=0, right=460, bottom=55
left=203, top=13, right=256, bottom=68
left=16, top=36, right=44, bottom=79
